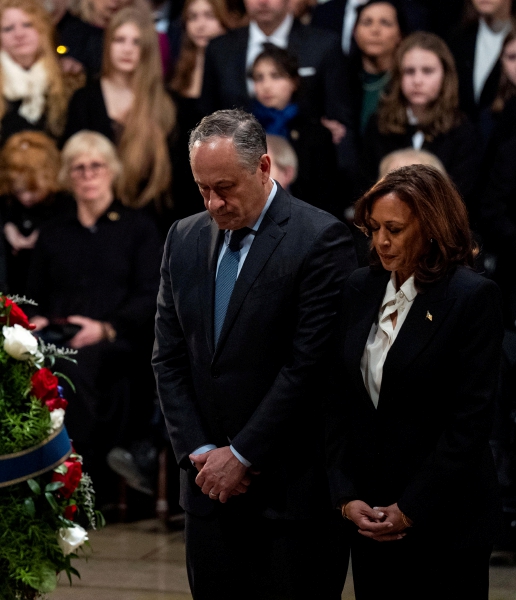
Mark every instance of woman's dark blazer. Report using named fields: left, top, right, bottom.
left=326, top=265, right=504, bottom=548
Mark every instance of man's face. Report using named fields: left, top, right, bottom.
left=190, top=137, right=271, bottom=230
left=243, top=0, right=290, bottom=31
left=472, top=0, right=511, bottom=18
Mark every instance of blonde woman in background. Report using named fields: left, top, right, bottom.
left=64, top=7, right=176, bottom=226
left=0, top=0, right=73, bottom=145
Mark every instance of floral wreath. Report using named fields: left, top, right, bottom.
left=0, top=295, right=103, bottom=599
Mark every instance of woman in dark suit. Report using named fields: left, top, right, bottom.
left=327, top=164, right=504, bottom=599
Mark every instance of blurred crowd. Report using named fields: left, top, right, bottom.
left=2, top=0, right=516, bottom=540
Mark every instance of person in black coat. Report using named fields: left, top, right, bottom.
left=0, top=131, right=72, bottom=295
left=199, top=0, right=353, bottom=132
left=56, top=0, right=151, bottom=78
left=448, top=0, right=515, bottom=125
left=326, top=164, right=504, bottom=600
left=359, top=32, right=480, bottom=217
left=249, top=44, right=342, bottom=215
left=27, top=131, right=162, bottom=506
left=311, top=0, right=426, bottom=55
left=0, top=0, right=73, bottom=147
left=63, top=7, right=176, bottom=234
left=152, top=109, right=357, bottom=600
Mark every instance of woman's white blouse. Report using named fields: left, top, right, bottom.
left=360, top=273, right=418, bottom=408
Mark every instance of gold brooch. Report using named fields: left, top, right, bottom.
left=107, top=211, right=120, bottom=221
left=426, top=310, right=433, bottom=322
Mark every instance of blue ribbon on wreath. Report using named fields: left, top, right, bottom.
left=0, top=426, right=72, bottom=488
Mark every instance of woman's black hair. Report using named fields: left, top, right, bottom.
left=354, top=0, right=409, bottom=37
left=249, top=43, right=300, bottom=85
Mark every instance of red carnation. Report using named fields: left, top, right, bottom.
left=52, top=460, right=83, bottom=498
left=31, top=368, right=59, bottom=402
left=64, top=504, right=77, bottom=521
left=0, top=298, right=32, bottom=329
left=45, top=397, right=68, bottom=412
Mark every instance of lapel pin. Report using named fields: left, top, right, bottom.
left=426, top=310, right=433, bottom=322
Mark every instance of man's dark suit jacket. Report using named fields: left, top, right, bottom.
left=199, top=20, right=352, bottom=125
left=152, top=185, right=357, bottom=518
left=449, top=22, right=503, bottom=123
left=326, top=266, right=503, bottom=548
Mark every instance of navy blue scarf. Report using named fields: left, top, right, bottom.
left=252, top=100, right=299, bottom=139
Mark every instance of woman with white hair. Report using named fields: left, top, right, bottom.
left=27, top=130, right=162, bottom=506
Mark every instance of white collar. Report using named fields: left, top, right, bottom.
left=248, top=13, right=293, bottom=49
left=382, top=272, right=417, bottom=310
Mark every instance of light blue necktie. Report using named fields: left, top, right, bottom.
left=214, top=228, right=250, bottom=345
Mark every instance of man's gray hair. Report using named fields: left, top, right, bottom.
left=189, top=109, right=267, bottom=172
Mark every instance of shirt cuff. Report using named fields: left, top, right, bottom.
left=230, top=444, right=251, bottom=467
left=190, top=444, right=216, bottom=465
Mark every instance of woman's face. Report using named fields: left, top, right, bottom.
left=110, top=22, right=141, bottom=74
left=354, top=3, right=401, bottom=60
left=90, top=0, right=131, bottom=25
left=69, top=152, right=114, bottom=203
left=11, top=175, right=47, bottom=208
left=401, top=47, right=444, bottom=110
left=370, top=192, right=425, bottom=285
left=0, top=8, right=41, bottom=69
left=185, top=0, right=226, bottom=49
left=502, top=38, right=516, bottom=87
left=253, top=58, right=297, bottom=110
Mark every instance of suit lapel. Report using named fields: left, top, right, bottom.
left=213, top=188, right=289, bottom=358
left=345, top=270, right=390, bottom=407
left=199, top=219, right=223, bottom=355
left=380, top=275, right=456, bottom=398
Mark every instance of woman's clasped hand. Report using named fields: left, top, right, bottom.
left=343, top=500, right=412, bottom=542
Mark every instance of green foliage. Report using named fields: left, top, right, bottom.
left=0, top=298, right=103, bottom=600
left=0, top=349, right=50, bottom=455
left=0, top=482, right=67, bottom=596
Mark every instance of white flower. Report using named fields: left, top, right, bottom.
left=3, top=324, right=38, bottom=361
left=49, top=408, right=65, bottom=432
left=57, top=525, right=88, bottom=556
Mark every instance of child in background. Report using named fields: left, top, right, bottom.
left=250, top=44, right=341, bottom=217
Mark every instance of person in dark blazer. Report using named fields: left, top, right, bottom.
left=199, top=0, right=352, bottom=132
left=359, top=32, right=481, bottom=218
left=27, top=130, right=162, bottom=508
left=152, top=109, right=357, bottom=600
left=326, top=164, right=504, bottom=600
left=311, top=0, right=426, bottom=55
left=448, top=0, right=514, bottom=124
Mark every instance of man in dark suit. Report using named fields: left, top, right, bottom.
left=152, top=109, right=357, bottom=599
left=449, top=0, right=514, bottom=123
left=199, top=0, right=352, bottom=134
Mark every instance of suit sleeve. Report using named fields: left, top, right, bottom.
left=230, top=219, right=357, bottom=466
left=321, top=37, right=353, bottom=127
left=152, top=224, right=213, bottom=469
left=397, top=278, right=504, bottom=524
left=323, top=284, right=360, bottom=506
